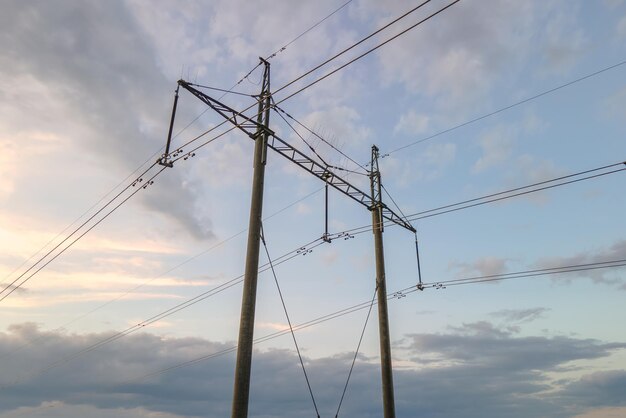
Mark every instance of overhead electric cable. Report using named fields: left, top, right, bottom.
left=0, top=120, right=268, bottom=304
left=383, top=58, right=626, bottom=156
left=273, top=0, right=433, bottom=96
left=381, top=183, right=411, bottom=223
left=272, top=98, right=331, bottom=168
left=0, top=152, right=160, bottom=288
left=275, top=0, right=462, bottom=105
left=114, top=260, right=626, bottom=387
left=0, top=166, right=166, bottom=303
left=272, top=103, right=369, bottom=173
left=2, top=236, right=331, bottom=386
left=335, top=285, right=378, bottom=418
left=164, top=0, right=357, bottom=155
left=169, top=1, right=460, bottom=156
left=0, top=162, right=162, bottom=301
left=307, top=160, right=626, bottom=239
left=0, top=188, right=325, bottom=362
left=186, top=83, right=256, bottom=97
left=260, top=224, right=321, bottom=418
left=265, top=0, right=355, bottom=61
left=423, top=259, right=626, bottom=289
left=405, top=165, right=626, bottom=223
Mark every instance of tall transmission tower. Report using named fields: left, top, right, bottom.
left=158, top=58, right=415, bottom=418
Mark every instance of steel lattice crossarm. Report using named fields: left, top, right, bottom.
left=176, top=79, right=415, bottom=233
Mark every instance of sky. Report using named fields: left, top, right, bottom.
left=1, top=0, right=625, bottom=417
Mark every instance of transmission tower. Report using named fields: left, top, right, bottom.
left=159, top=58, right=415, bottom=418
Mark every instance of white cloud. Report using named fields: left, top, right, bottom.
left=618, top=16, right=626, bottom=38
left=473, top=126, right=516, bottom=173
left=394, top=110, right=430, bottom=135
left=0, top=0, right=215, bottom=240
left=380, top=142, right=455, bottom=186
left=534, top=239, right=626, bottom=287
left=513, top=154, right=563, bottom=184
left=540, top=6, right=588, bottom=74
left=603, top=85, right=626, bottom=121
left=373, top=0, right=537, bottom=110
left=573, top=407, right=626, bottom=418
left=295, top=106, right=372, bottom=168
left=450, top=257, right=510, bottom=278
left=0, top=402, right=188, bottom=418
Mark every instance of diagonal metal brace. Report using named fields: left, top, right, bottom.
left=178, top=80, right=274, bottom=140
left=177, top=80, right=415, bottom=233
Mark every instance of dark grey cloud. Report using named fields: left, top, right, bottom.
left=1, top=321, right=625, bottom=418
left=534, top=239, right=626, bottom=287
left=449, top=256, right=510, bottom=278
left=489, top=307, right=551, bottom=324
left=404, top=321, right=626, bottom=372
left=559, top=370, right=626, bottom=408
left=0, top=0, right=212, bottom=239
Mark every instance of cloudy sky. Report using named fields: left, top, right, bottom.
left=1, top=0, right=625, bottom=417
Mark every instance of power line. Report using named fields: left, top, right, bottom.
left=272, top=99, right=332, bottom=168
left=0, top=163, right=164, bottom=302
left=383, top=58, right=626, bottom=157
left=335, top=285, right=377, bottom=418
left=1, top=101, right=276, bottom=302
left=6, top=222, right=386, bottom=386
left=405, top=165, right=626, bottom=223
left=265, top=0, right=355, bottom=61
left=4, top=0, right=355, bottom=297
left=273, top=0, right=433, bottom=97
left=275, top=0, right=462, bottom=105
left=0, top=153, right=160, bottom=289
left=313, top=160, right=626, bottom=238
left=1, top=236, right=330, bottom=388
left=186, top=83, right=256, bottom=97
left=272, top=99, right=368, bottom=177
left=7, top=258, right=624, bottom=409
left=164, top=0, right=358, bottom=155
left=272, top=103, right=369, bottom=173
left=113, top=259, right=626, bottom=387
left=0, top=189, right=323, bottom=363
left=260, top=224, right=320, bottom=418
left=166, top=1, right=460, bottom=159
left=422, top=259, right=626, bottom=289
left=166, top=0, right=441, bottom=157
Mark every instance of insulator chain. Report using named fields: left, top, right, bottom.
left=391, top=291, right=406, bottom=300
left=296, top=246, right=313, bottom=256
left=182, top=152, right=196, bottom=161
left=170, top=148, right=184, bottom=159
left=131, top=177, right=155, bottom=190
left=337, top=232, right=355, bottom=240
left=159, top=148, right=199, bottom=167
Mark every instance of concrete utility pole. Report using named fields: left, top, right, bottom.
left=231, top=59, right=271, bottom=418
left=370, top=145, right=396, bottom=418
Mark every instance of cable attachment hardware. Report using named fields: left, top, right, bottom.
left=157, top=155, right=174, bottom=168
left=322, top=171, right=332, bottom=243
left=414, top=232, right=423, bottom=289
